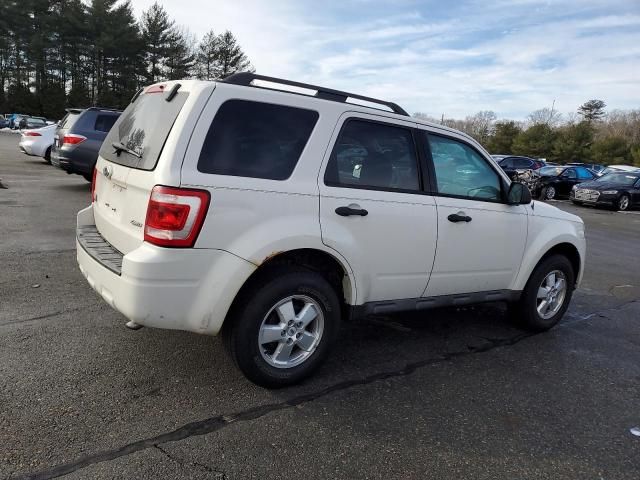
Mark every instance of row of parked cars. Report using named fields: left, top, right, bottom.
left=492, top=155, right=640, bottom=211
left=15, top=107, right=121, bottom=180
left=0, top=113, right=50, bottom=130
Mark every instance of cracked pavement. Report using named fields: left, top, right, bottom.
left=1, top=131, right=639, bottom=479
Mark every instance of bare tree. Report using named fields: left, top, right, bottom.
left=528, top=107, right=563, bottom=127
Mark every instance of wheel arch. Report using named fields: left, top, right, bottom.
left=538, top=242, right=581, bottom=282
left=222, top=248, right=356, bottom=333
left=515, top=241, right=582, bottom=291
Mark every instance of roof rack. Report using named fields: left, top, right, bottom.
left=222, top=72, right=409, bottom=117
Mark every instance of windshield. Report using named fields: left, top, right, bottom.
left=596, top=173, right=639, bottom=185
left=100, top=90, right=189, bottom=171
left=601, top=167, right=638, bottom=176
left=539, top=166, right=565, bottom=176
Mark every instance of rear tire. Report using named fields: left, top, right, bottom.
left=510, top=254, right=574, bottom=332
left=44, top=147, right=51, bottom=164
left=225, top=268, right=341, bottom=388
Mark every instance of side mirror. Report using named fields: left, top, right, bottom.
left=507, top=182, right=532, bottom=205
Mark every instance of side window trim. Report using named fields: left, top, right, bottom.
left=421, top=130, right=507, bottom=204
left=323, top=117, right=426, bottom=195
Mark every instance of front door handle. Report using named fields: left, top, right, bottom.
left=335, top=206, right=368, bottom=217
left=447, top=212, right=472, bottom=223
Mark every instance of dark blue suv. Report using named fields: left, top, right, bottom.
left=51, top=107, right=121, bottom=181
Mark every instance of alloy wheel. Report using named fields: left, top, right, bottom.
left=536, top=270, right=567, bottom=319
left=618, top=195, right=629, bottom=211
left=545, top=186, right=556, bottom=200
left=258, top=295, right=325, bottom=369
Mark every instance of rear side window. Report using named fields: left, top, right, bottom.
left=576, top=167, right=594, bottom=179
left=94, top=114, right=118, bottom=133
left=100, top=91, right=189, bottom=170
left=197, top=100, right=319, bottom=180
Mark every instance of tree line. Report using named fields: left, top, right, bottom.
left=0, top=0, right=253, bottom=119
left=415, top=100, right=640, bottom=166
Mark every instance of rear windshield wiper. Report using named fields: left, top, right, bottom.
left=112, top=141, right=142, bottom=158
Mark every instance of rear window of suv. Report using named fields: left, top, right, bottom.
left=197, top=100, right=319, bottom=180
left=100, top=91, right=189, bottom=170
left=59, top=111, right=82, bottom=129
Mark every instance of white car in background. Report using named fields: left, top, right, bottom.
left=18, top=124, right=56, bottom=163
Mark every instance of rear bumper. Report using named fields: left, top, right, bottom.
left=76, top=205, right=256, bottom=335
left=18, top=139, right=35, bottom=155
left=51, top=147, right=93, bottom=175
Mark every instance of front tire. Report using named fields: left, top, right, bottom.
left=616, top=194, right=630, bottom=211
left=541, top=186, right=556, bottom=200
left=225, top=268, right=341, bottom=388
left=510, top=254, right=574, bottom=332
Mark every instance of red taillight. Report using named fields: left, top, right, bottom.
left=91, top=167, right=97, bottom=203
left=23, top=131, right=42, bottom=137
left=144, top=186, right=210, bottom=248
left=62, top=134, right=86, bottom=145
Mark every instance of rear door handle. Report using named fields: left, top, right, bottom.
left=447, top=213, right=472, bottom=223
left=335, top=206, right=368, bottom=217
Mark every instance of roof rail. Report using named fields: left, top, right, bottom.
left=222, top=72, right=409, bottom=116
left=86, top=106, right=122, bottom=112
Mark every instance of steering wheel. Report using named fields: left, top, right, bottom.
left=467, top=185, right=500, bottom=199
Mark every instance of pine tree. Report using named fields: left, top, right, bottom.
left=578, top=99, right=606, bottom=123
left=216, top=30, right=253, bottom=78
left=141, top=2, right=175, bottom=84
left=166, top=27, right=196, bottom=80
left=195, top=30, right=219, bottom=81
left=486, top=121, right=522, bottom=154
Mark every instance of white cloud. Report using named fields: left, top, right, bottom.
left=130, top=0, right=640, bottom=119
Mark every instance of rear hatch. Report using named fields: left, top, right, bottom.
left=54, top=109, right=83, bottom=150
left=93, top=83, right=192, bottom=254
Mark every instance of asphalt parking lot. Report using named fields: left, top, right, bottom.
left=1, top=130, right=639, bottom=480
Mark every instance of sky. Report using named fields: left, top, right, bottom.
left=132, top=0, right=640, bottom=120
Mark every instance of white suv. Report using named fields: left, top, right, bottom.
left=77, top=73, right=585, bottom=387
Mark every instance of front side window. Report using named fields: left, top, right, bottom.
left=427, top=134, right=502, bottom=201
left=500, top=158, right=515, bottom=168
left=514, top=158, right=532, bottom=169
left=324, top=119, right=420, bottom=192
left=198, top=100, right=318, bottom=180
